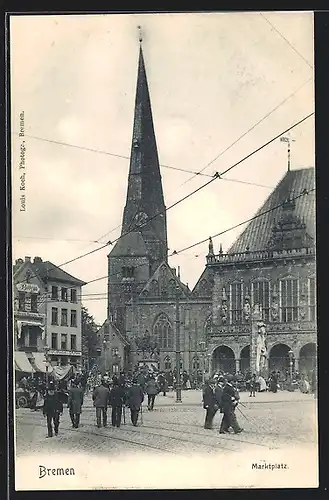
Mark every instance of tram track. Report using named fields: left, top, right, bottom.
left=16, top=415, right=240, bottom=455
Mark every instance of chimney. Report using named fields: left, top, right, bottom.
left=33, top=256, right=42, bottom=263
left=25, top=256, right=31, bottom=263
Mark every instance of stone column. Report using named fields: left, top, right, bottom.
left=235, top=358, right=240, bottom=373
left=295, top=357, right=299, bottom=372
left=250, top=305, right=262, bottom=374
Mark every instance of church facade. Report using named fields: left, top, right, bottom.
left=97, top=44, right=317, bottom=378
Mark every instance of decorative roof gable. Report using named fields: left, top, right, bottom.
left=139, top=261, right=190, bottom=299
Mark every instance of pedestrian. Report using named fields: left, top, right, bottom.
left=249, top=373, right=257, bottom=397
left=145, top=374, right=159, bottom=411
left=269, top=371, right=278, bottom=393
left=157, top=372, right=168, bottom=396
left=202, top=379, right=221, bottom=430
left=92, top=378, right=110, bottom=428
left=127, top=378, right=144, bottom=426
left=68, top=380, right=84, bottom=428
left=109, top=378, right=126, bottom=427
left=219, top=375, right=243, bottom=434
left=42, top=381, right=63, bottom=438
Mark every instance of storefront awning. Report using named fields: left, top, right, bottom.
left=15, top=351, right=35, bottom=373
left=52, top=365, right=73, bottom=380
left=32, top=352, right=53, bottom=373
left=16, top=320, right=45, bottom=339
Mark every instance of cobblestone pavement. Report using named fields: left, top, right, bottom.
left=15, top=390, right=317, bottom=457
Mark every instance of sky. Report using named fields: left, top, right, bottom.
left=10, top=12, right=315, bottom=325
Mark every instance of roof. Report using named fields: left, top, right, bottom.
left=228, top=168, right=315, bottom=253
left=140, top=261, right=190, bottom=298
left=109, top=231, right=148, bottom=257
left=30, top=261, right=86, bottom=286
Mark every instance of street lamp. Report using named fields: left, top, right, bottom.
left=199, top=341, right=206, bottom=383
left=175, top=286, right=182, bottom=403
left=44, top=346, right=50, bottom=384
left=288, top=350, right=294, bottom=388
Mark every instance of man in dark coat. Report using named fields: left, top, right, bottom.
left=203, top=379, right=222, bottom=429
left=127, top=378, right=144, bottom=426
left=157, top=373, right=168, bottom=396
left=92, top=378, right=110, bottom=428
left=145, top=375, right=159, bottom=411
left=219, top=375, right=243, bottom=434
left=269, top=371, right=278, bottom=393
left=43, top=382, right=63, bottom=438
left=249, top=373, right=257, bottom=397
left=109, top=379, right=126, bottom=427
left=68, top=380, right=84, bottom=428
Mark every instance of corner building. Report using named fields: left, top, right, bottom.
left=103, top=45, right=316, bottom=378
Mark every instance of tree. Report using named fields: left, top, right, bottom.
left=81, top=306, right=100, bottom=370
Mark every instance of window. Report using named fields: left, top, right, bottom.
left=51, top=307, right=58, bottom=325
left=112, top=364, right=119, bottom=373
left=61, top=287, right=68, bottom=301
left=61, top=308, right=68, bottom=326
left=51, top=333, right=57, bottom=349
left=70, top=334, right=77, bottom=351
left=112, top=347, right=119, bottom=356
left=18, top=292, right=25, bottom=311
left=104, top=334, right=110, bottom=342
left=70, top=289, right=77, bottom=303
left=61, top=334, right=67, bottom=350
left=230, top=283, right=243, bottom=324
left=280, top=279, right=298, bottom=322
left=51, top=286, right=58, bottom=301
left=122, top=267, right=135, bottom=278
left=153, top=314, right=173, bottom=349
left=30, top=294, right=38, bottom=312
left=29, top=328, right=38, bottom=347
left=164, top=356, right=171, bottom=370
left=252, top=281, right=270, bottom=322
left=192, top=356, right=200, bottom=370
left=309, top=277, right=316, bottom=321
left=70, top=310, right=77, bottom=327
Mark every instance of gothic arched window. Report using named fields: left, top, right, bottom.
left=168, top=279, right=176, bottom=297
left=150, top=280, right=159, bottom=296
left=192, top=356, right=200, bottom=370
left=164, top=356, right=171, bottom=370
left=204, top=315, right=212, bottom=336
left=153, top=314, right=173, bottom=349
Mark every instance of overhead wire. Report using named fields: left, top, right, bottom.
left=178, top=76, right=313, bottom=187
left=15, top=111, right=314, bottom=286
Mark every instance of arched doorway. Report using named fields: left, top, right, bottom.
left=269, top=343, right=291, bottom=374
left=299, top=343, right=317, bottom=376
left=240, top=345, right=250, bottom=374
left=212, top=345, right=235, bottom=374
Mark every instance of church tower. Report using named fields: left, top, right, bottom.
left=108, top=41, right=168, bottom=332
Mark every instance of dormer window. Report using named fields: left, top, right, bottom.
left=122, top=266, right=135, bottom=279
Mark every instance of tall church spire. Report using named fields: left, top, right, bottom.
left=121, top=42, right=167, bottom=265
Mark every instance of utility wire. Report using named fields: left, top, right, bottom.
left=259, top=13, right=313, bottom=70
left=15, top=111, right=314, bottom=285
left=179, top=77, right=313, bottom=187
left=12, top=132, right=213, bottom=179
left=31, top=184, right=314, bottom=308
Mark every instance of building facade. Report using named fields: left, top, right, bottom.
left=14, top=256, right=86, bottom=372
left=98, top=44, right=316, bottom=378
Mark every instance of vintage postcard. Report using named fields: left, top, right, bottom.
left=10, top=11, right=317, bottom=490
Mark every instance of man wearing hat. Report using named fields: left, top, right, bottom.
left=109, top=377, right=126, bottom=427
left=219, top=375, right=243, bottom=434
left=43, top=381, right=63, bottom=438
left=127, top=378, right=144, bottom=426
left=202, top=378, right=222, bottom=429
left=68, top=379, right=84, bottom=428
left=92, top=378, right=111, bottom=428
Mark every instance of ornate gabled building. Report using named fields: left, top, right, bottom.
left=101, top=43, right=316, bottom=378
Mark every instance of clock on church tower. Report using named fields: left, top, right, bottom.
left=133, top=211, right=148, bottom=228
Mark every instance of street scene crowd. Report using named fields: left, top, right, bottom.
left=15, top=364, right=317, bottom=439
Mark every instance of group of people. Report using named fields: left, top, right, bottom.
left=203, top=375, right=243, bottom=434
